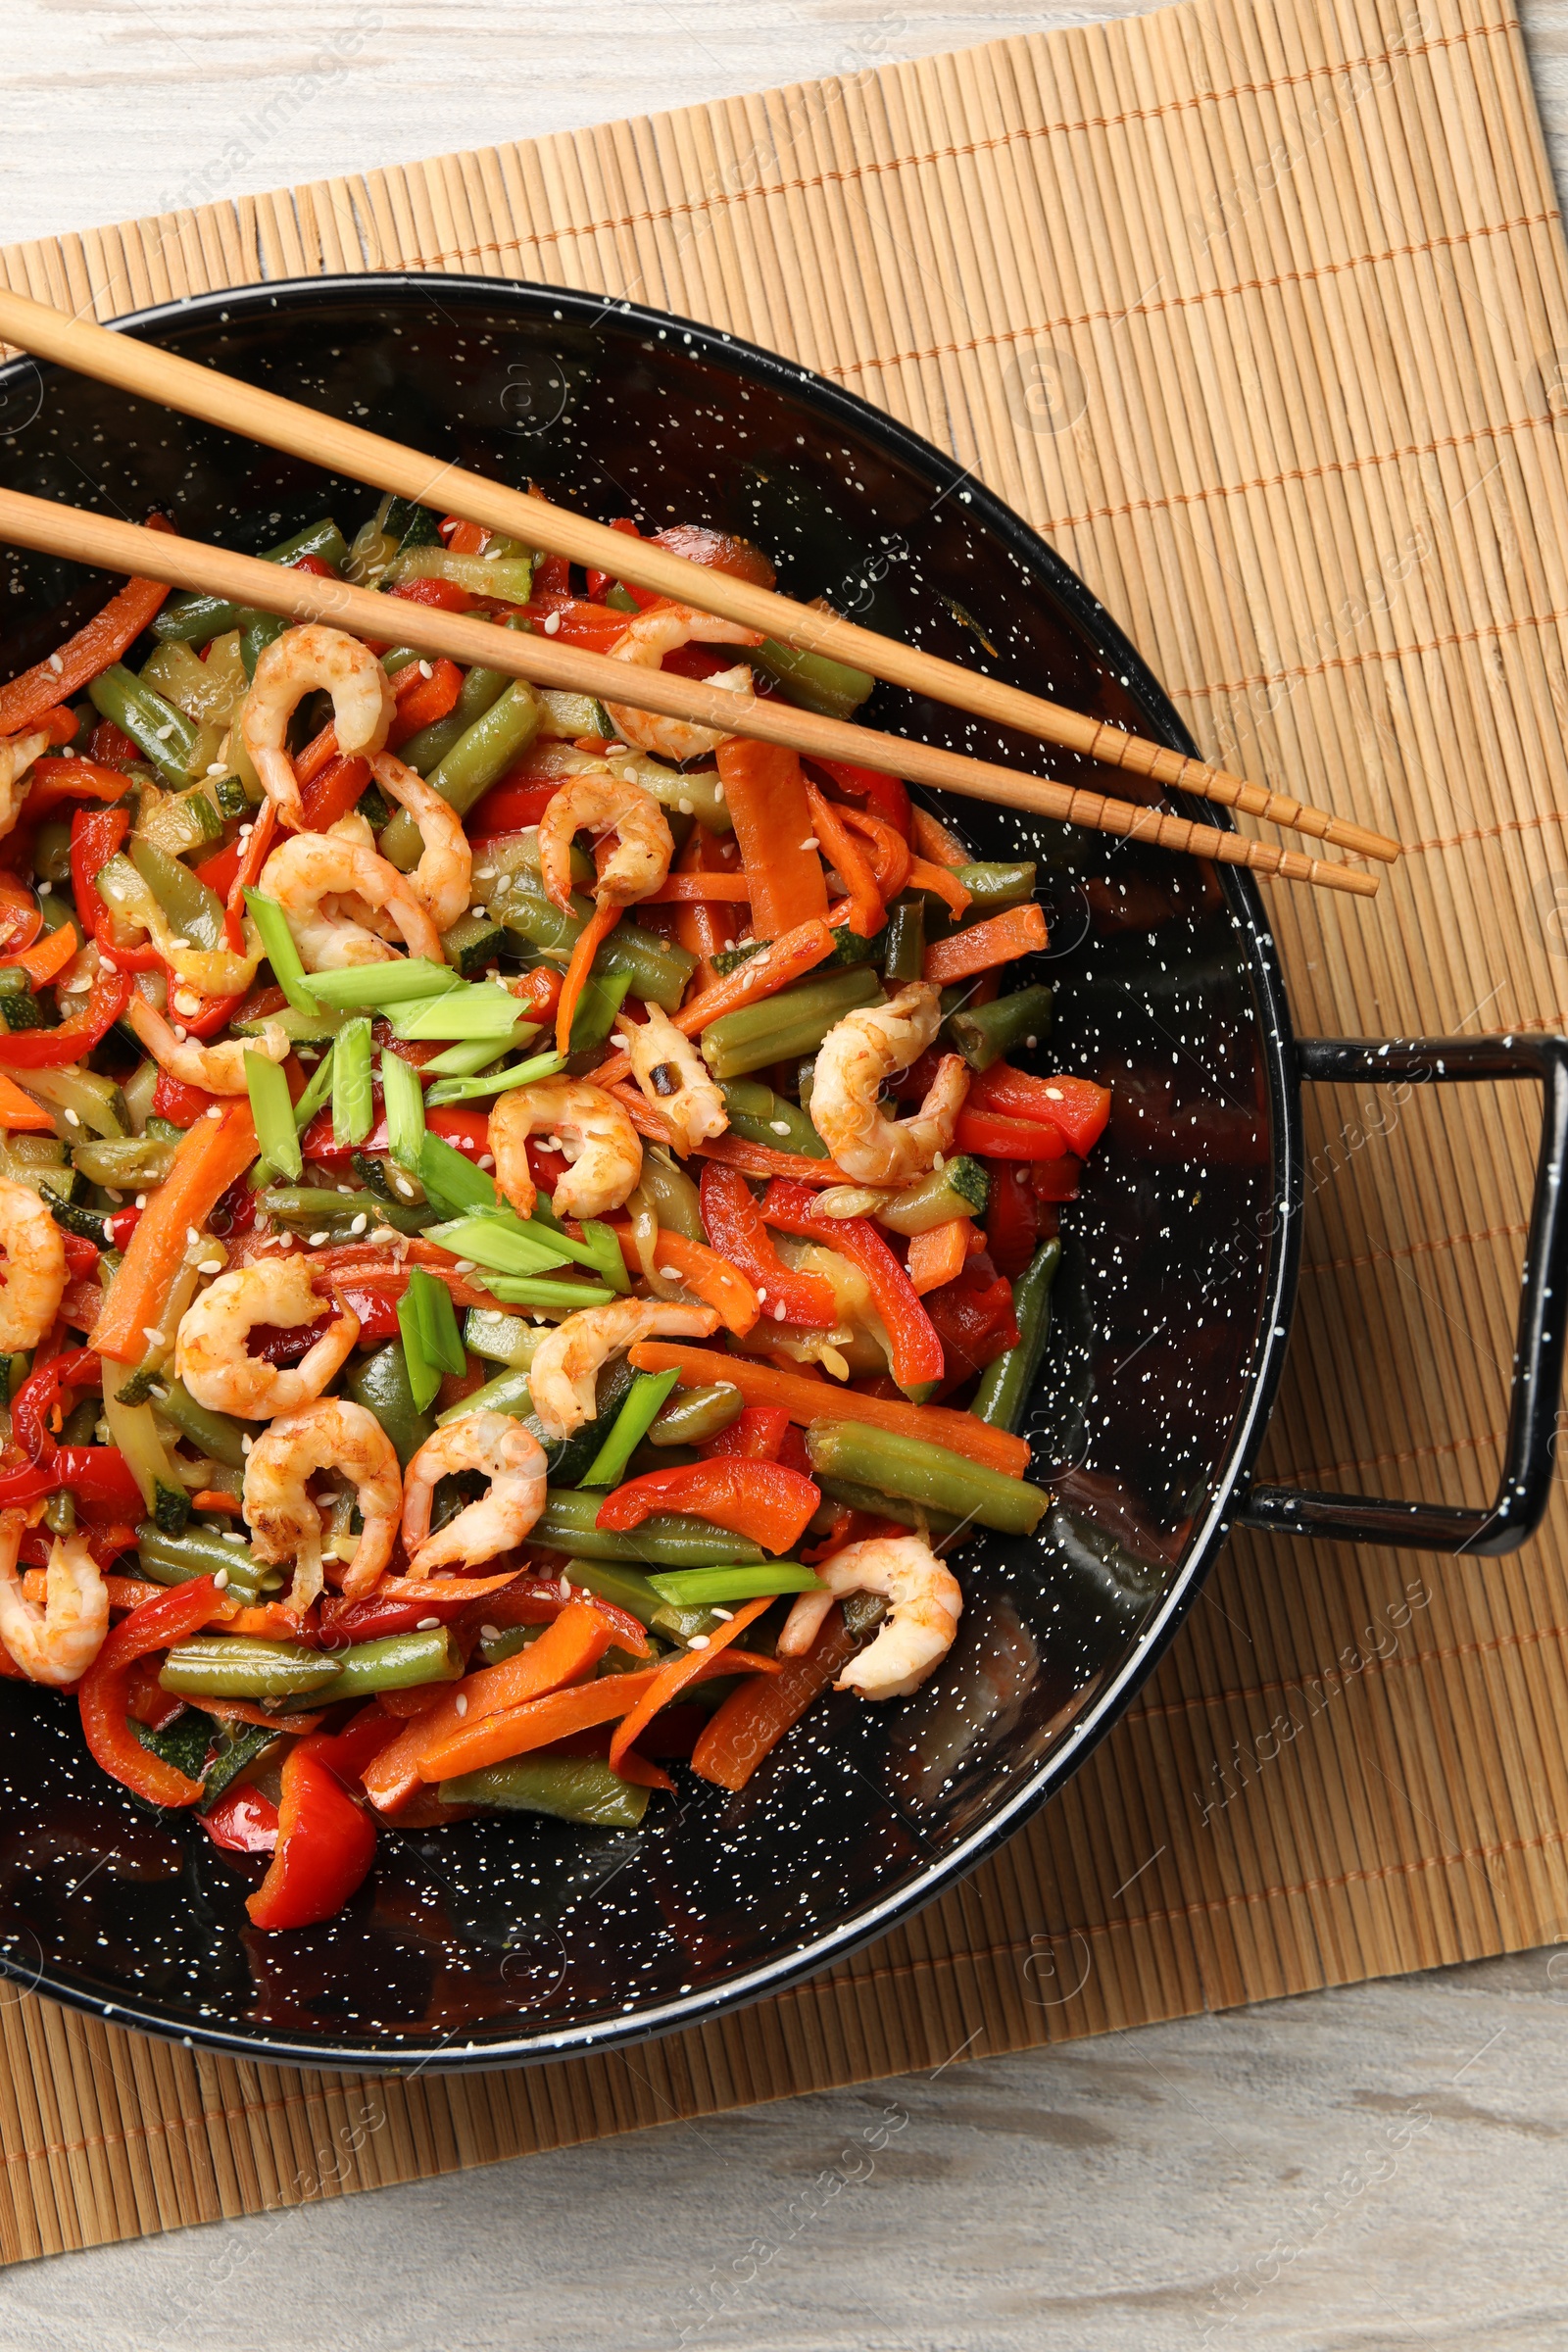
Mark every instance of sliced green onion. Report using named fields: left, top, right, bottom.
left=331, top=1017, right=373, bottom=1148
left=388, top=984, right=530, bottom=1041
left=290, top=1043, right=336, bottom=1133
left=304, top=960, right=464, bottom=1009
left=484, top=1275, right=616, bottom=1312
left=245, top=1051, right=301, bottom=1182
left=424, top=1214, right=571, bottom=1278
left=420, top=1024, right=542, bottom=1080
left=380, top=1050, right=425, bottom=1173
left=416, top=1130, right=498, bottom=1215
left=645, top=1563, right=824, bottom=1605
left=423, top=1048, right=564, bottom=1105
left=579, top=1368, right=681, bottom=1489
left=570, top=1219, right=631, bottom=1296
left=396, top=1283, right=441, bottom=1413
left=243, top=889, right=319, bottom=1014
left=407, top=1263, right=466, bottom=1378
left=568, top=969, right=633, bottom=1056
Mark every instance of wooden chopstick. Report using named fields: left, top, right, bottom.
left=0, top=488, right=1378, bottom=900
left=0, top=287, right=1399, bottom=866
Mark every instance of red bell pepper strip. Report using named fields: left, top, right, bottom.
left=0, top=877, right=41, bottom=961
left=808, top=758, right=911, bottom=840
left=245, top=1742, right=378, bottom=1929
left=17, top=757, right=132, bottom=821
left=466, top=778, right=557, bottom=836
left=984, top=1159, right=1045, bottom=1278
left=70, top=806, right=163, bottom=971
left=152, top=1068, right=221, bottom=1127
left=0, top=543, right=172, bottom=738
left=760, top=1179, right=946, bottom=1391
left=3, top=921, right=78, bottom=989
left=954, top=1107, right=1071, bottom=1160
left=204, top=1785, right=279, bottom=1855
left=690, top=1603, right=864, bottom=1789
left=700, top=1403, right=791, bottom=1460
left=387, top=656, right=462, bottom=743
left=967, top=1065, right=1111, bottom=1156
left=78, top=1576, right=230, bottom=1807
left=921, top=1258, right=1020, bottom=1383
left=595, top=1457, right=820, bottom=1553
left=86, top=718, right=142, bottom=768
left=391, top=573, right=474, bottom=614
left=698, top=1160, right=836, bottom=1330
left=0, top=956, right=130, bottom=1071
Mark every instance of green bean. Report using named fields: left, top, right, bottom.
left=718, top=1078, right=826, bottom=1157
left=804, top=1419, right=1052, bottom=1535
left=646, top=1563, right=821, bottom=1605
left=564, top=1558, right=664, bottom=1626
left=650, top=1602, right=727, bottom=1648
left=970, top=1240, right=1060, bottom=1432
left=240, top=612, right=289, bottom=679
left=631, top=1145, right=705, bottom=1242
left=647, top=1383, right=745, bottom=1447
left=397, top=660, right=512, bottom=778
left=260, top=1186, right=432, bottom=1237
left=873, top=1154, right=989, bottom=1236
left=883, top=891, right=926, bottom=984
left=945, top=984, right=1054, bottom=1073
left=88, top=665, right=199, bottom=788
left=345, top=1342, right=434, bottom=1467
left=751, top=638, right=874, bottom=719
left=530, top=1488, right=765, bottom=1566
left=701, top=967, right=882, bottom=1081
left=148, top=1377, right=248, bottom=1470
left=815, top=1475, right=963, bottom=1539
left=438, top=1758, right=649, bottom=1828
left=136, top=1523, right=265, bottom=1605
left=488, top=865, right=696, bottom=1011
left=316, top=1628, right=465, bottom=1700
left=380, top=680, right=540, bottom=868
left=953, top=860, right=1038, bottom=914
left=153, top=519, right=349, bottom=643
left=435, top=1364, right=535, bottom=1424
left=159, top=1637, right=339, bottom=1701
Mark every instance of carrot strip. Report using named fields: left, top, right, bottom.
left=0, top=1071, right=58, bottom=1133
left=91, top=1101, right=258, bottom=1363
left=609, top=1596, right=773, bottom=1771
left=555, top=898, right=621, bottom=1054
left=691, top=1603, right=863, bottom=1789
left=4, top=921, right=78, bottom=988
left=364, top=1598, right=617, bottom=1810
left=626, top=1341, right=1032, bottom=1476
left=591, top=917, right=836, bottom=1088
left=609, top=1223, right=760, bottom=1334
left=834, top=803, right=911, bottom=900
left=906, top=1218, right=970, bottom=1295
left=223, top=799, right=276, bottom=953
left=909, top=808, right=969, bottom=869
left=415, top=1649, right=778, bottom=1782
left=191, top=1489, right=243, bottom=1515
left=672, top=823, right=739, bottom=988
left=24, top=1570, right=163, bottom=1616
left=907, top=858, right=972, bottom=917
left=806, top=783, right=885, bottom=936
left=923, top=903, right=1049, bottom=984
left=0, top=534, right=172, bottom=738
left=644, top=872, right=753, bottom=901
left=717, top=739, right=828, bottom=937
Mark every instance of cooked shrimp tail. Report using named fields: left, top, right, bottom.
left=401, top=1410, right=549, bottom=1576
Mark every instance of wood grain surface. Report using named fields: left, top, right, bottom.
left=4, top=2, right=1568, bottom=2344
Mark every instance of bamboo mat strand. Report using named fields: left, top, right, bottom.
left=4, top=0, right=1568, bottom=2262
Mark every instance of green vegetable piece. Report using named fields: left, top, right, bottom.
left=288, top=1041, right=336, bottom=1136
left=438, top=1758, right=649, bottom=1828
left=135, top=1523, right=264, bottom=1607
left=970, top=1239, right=1060, bottom=1432
left=423, top=1214, right=571, bottom=1281
left=345, top=1341, right=436, bottom=1467
left=423, top=1046, right=564, bottom=1105
left=482, top=1275, right=615, bottom=1313
left=416, top=1129, right=498, bottom=1215
left=409, top=1263, right=466, bottom=1378
left=396, top=659, right=511, bottom=779
left=388, top=984, right=528, bottom=1042
left=199, top=1721, right=280, bottom=1811
left=805, top=1419, right=1052, bottom=1535
left=440, top=909, right=507, bottom=978
left=154, top=518, right=348, bottom=643
left=813, top=1475, right=962, bottom=1539
left=306, top=961, right=464, bottom=1009
left=396, top=1281, right=442, bottom=1415
left=718, top=1078, right=826, bottom=1158
left=435, top=1363, right=535, bottom=1425
left=882, top=891, right=926, bottom=985
left=645, top=1563, right=823, bottom=1605
left=945, top=983, right=1054, bottom=1073
left=875, top=1155, right=990, bottom=1236
left=314, top=1628, right=466, bottom=1702
left=529, top=1488, right=763, bottom=1566
left=243, top=888, right=318, bottom=1014
left=150, top=1376, right=249, bottom=1470
left=565, top=1558, right=663, bottom=1626
left=646, top=1383, right=745, bottom=1447
left=462, top=1308, right=548, bottom=1367
left=159, top=1637, right=340, bottom=1701
left=579, top=1369, right=682, bottom=1489
left=380, top=1049, right=425, bottom=1173
left=132, top=1711, right=214, bottom=1785
left=331, top=1017, right=373, bottom=1149
left=751, top=638, right=874, bottom=719
left=700, top=966, right=882, bottom=1080
left=568, top=969, right=633, bottom=1058
left=87, top=664, right=199, bottom=787
left=952, top=860, right=1038, bottom=914
left=246, top=1051, right=301, bottom=1182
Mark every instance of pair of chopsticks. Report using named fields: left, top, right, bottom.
left=0, top=287, right=1396, bottom=899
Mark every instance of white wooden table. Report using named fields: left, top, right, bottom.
left=4, top=5, right=1568, bottom=2344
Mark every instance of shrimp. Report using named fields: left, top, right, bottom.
left=537, top=772, right=672, bottom=913
left=0, top=728, right=50, bottom=842
left=605, top=601, right=760, bottom=762
left=259, top=832, right=443, bottom=970
left=527, top=1298, right=720, bottom=1443
left=810, top=981, right=970, bottom=1185
left=174, top=1254, right=360, bottom=1421
left=618, top=1001, right=727, bottom=1153
left=368, top=750, right=473, bottom=934
left=244, top=1396, right=402, bottom=1613
left=489, top=1077, right=642, bottom=1223
left=0, top=1179, right=66, bottom=1352
left=241, top=623, right=395, bottom=827
left=779, top=1535, right=962, bottom=1700
left=125, top=992, right=289, bottom=1097
left=400, top=1410, right=549, bottom=1578
left=0, top=1517, right=108, bottom=1687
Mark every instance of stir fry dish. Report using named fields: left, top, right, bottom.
left=0, top=498, right=1107, bottom=1932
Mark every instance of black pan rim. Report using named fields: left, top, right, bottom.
left=0, top=270, right=1302, bottom=2071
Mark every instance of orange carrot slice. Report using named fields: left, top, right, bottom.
left=555, top=898, right=621, bottom=1054
left=906, top=1217, right=970, bottom=1295
left=609, top=1223, right=760, bottom=1333
left=717, top=738, right=827, bottom=937
left=0, top=1071, right=58, bottom=1133
left=91, top=1101, right=258, bottom=1363
left=922, top=903, right=1049, bottom=984
left=609, top=1596, right=773, bottom=1772
left=909, top=808, right=968, bottom=869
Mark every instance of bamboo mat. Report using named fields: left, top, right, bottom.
left=3, top=0, right=1568, bottom=2264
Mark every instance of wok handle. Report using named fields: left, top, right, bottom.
left=1237, top=1035, right=1568, bottom=1555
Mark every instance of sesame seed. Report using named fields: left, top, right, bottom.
left=142, top=1326, right=166, bottom=1346
left=711, top=1606, right=734, bottom=1622
left=477, top=1153, right=494, bottom=1171
left=416, top=1616, right=440, bottom=1630
left=172, top=1024, right=188, bottom=1043
left=469, top=906, right=485, bottom=919
left=659, top=1265, right=680, bottom=1280
left=99, top=955, right=117, bottom=973
left=543, top=612, right=561, bottom=635
left=308, top=1230, right=329, bottom=1246
left=223, top=1531, right=246, bottom=1544
left=350, top=1213, right=368, bottom=1236
left=455, top=1694, right=467, bottom=1716
left=688, top=1634, right=710, bottom=1650
left=932, top=1152, right=945, bottom=1171
left=186, top=1227, right=199, bottom=1245
left=207, top=762, right=226, bottom=777
left=36, top=879, right=51, bottom=896
left=197, top=1257, right=223, bottom=1274
left=453, top=1258, right=476, bottom=1276
left=206, top=1105, right=222, bottom=1119
left=476, top=867, right=496, bottom=881
left=64, top=1107, right=80, bottom=1128
left=479, top=1623, right=500, bottom=1641
left=241, top=1435, right=253, bottom=1454
left=559, top=1576, right=570, bottom=1599
left=417, top=661, right=432, bottom=679
left=1045, top=1085, right=1062, bottom=1098
left=800, top=837, right=818, bottom=851
left=769, top=1119, right=790, bottom=1134
left=135, top=1194, right=148, bottom=1208
left=155, top=723, right=174, bottom=741
left=47, top=654, right=63, bottom=674
left=678, top=797, right=693, bottom=816
left=773, top=1300, right=786, bottom=1319
left=394, top=1176, right=415, bottom=1197
left=214, top=1568, right=229, bottom=1590
left=756, top=1286, right=767, bottom=1302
